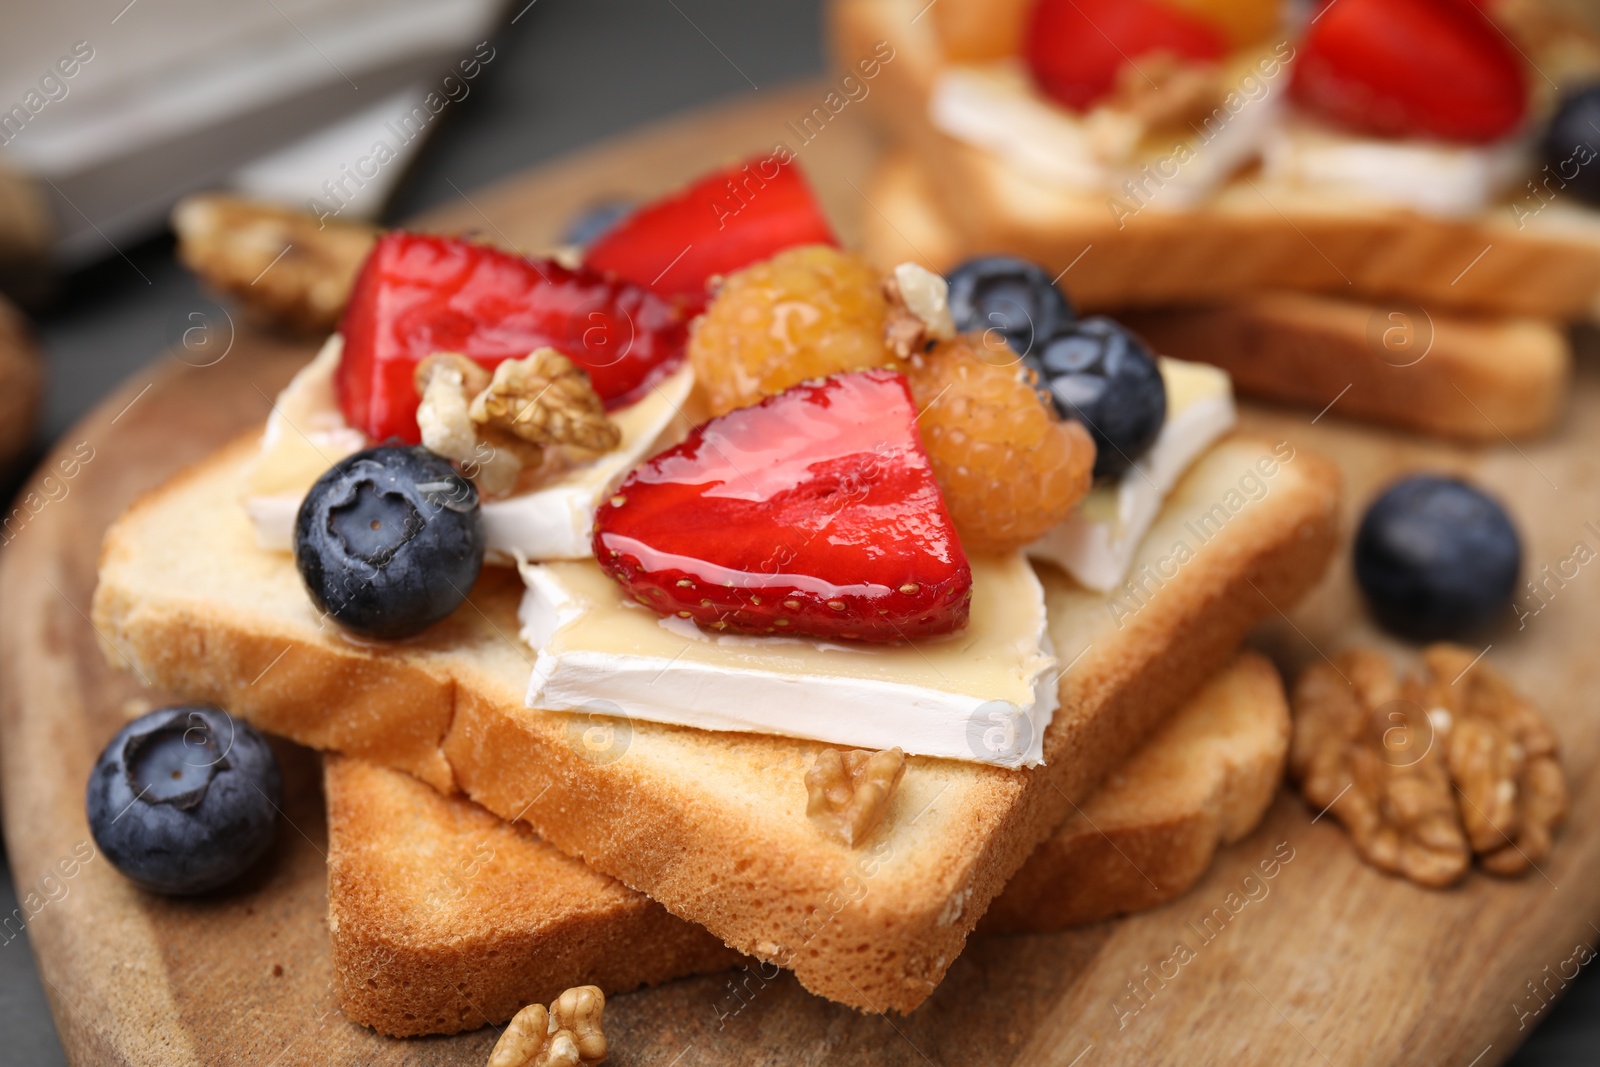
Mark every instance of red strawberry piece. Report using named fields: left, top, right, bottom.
left=335, top=232, right=687, bottom=443
left=1024, top=0, right=1227, bottom=112
left=1293, top=0, right=1526, bottom=143
left=594, top=370, right=972, bottom=642
left=583, top=153, right=838, bottom=313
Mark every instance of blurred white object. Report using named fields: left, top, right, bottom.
left=231, top=86, right=435, bottom=223
left=0, top=0, right=503, bottom=269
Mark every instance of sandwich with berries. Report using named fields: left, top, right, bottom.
left=859, top=148, right=1572, bottom=442
left=838, top=0, right=1586, bottom=439
left=833, top=0, right=1600, bottom=318
left=92, top=156, right=1339, bottom=1014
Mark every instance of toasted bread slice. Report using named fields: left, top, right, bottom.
left=861, top=151, right=1572, bottom=441
left=327, top=650, right=1286, bottom=1033
left=1117, top=297, right=1570, bottom=442
left=981, top=649, right=1288, bottom=932
left=92, top=430, right=1336, bottom=1013
left=830, top=0, right=1600, bottom=319
left=324, top=755, right=742, bottom=1037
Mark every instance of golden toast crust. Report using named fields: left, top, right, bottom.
left=982, top=650, right=1289, bottom=932
left=325, top=756, right=740, bottom=1037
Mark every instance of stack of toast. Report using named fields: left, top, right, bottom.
left=323, top=650, right=1289, bottom=1033
left=829, top=0, right=1593, bottom=442
left=93, top=428, right=1335, bottom=1026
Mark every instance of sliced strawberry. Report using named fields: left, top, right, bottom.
left=336, top=232, right=686, bottom=443
left=594, top=370, right=972, bottom=642
left=1024, top=0, right=1227, bottom=112
left=583, top=153, right=838, bottom=312
left=1293, top=0, right=1526, bottom=143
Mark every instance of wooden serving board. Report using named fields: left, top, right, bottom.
left=4, top=83, right=1600, bottom=1067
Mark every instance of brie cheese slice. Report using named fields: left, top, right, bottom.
left=518, top=554, right=1060, bottom=767
left=1030, top=358, right=1235, bottom=593
left=242, top=337, right=694, bottom=562
left=929, top=55, right=1284, bottom=208
left=1261, top=114, right=1529, bottom=217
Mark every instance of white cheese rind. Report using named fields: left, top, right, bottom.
left=1030, top=358, right=1235, bottom=593
left=243, top=345, right=694, bottom=561
left=928, top=59, right=1283, bottom=208
left=517, top=556, right=1060, bottom=768
left=1261, top=115, right=1529, bottom=217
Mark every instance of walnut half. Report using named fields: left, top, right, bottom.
left=471, top=348, right=620, bottom=454
left=172, top=194, right=378, bottom=334
left=488, top=984, right=607, bottom=1067
left=415, top=353, right=527, bottom=498
left=1424, top=644, right=1567, bottom=876
left=415, top=348, right=619, bottom=499
left=805, top=747, right=906, bottom=847
left=1290, top=645, right=1566, bottom=888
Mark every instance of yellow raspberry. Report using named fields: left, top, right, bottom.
left=905, top=335, right=1095, bottom=555
left=689, top=245, right=895, bottom=416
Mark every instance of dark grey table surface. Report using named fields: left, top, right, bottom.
left=3, top=1, right=1597, bottom=1062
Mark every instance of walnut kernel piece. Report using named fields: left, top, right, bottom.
left=1291, top=650, right=1469, bottom=888
left=470, top=348, right=620, bottom=454
left=1103, top=53, right=1225, bottom=135
left=171, top=194, right=378, bottom=334
left=415, top=354, right=490, bottom=463
left=805, top=747, right=906, bottom=846
left=1423, top=644, right=1567, bottom=876
left=1290, top=645, right=1565, bottom=887
left=883, top=263, right=956, bottom=359
left=415, top=353, right=539, bottom=498
left=468, top=427, right=542, bottom=499
left=487, top=985, right=606, bottom=1067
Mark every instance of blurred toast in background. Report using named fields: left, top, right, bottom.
left=829, top=0, right=1600, bottom=320
left=860, top=149, right=1571, bottom=441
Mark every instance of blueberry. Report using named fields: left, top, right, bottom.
left=1030, top=317, right=1166, bottom=480
left=1354, top=475, right=1521, bottom=641
left=85, top=705, right=281, bottom=895
left=562, top=199, right=636, bottom=248
left=1541, top=85, right=1600, bottom=206
left=945, top=255, right=1075, bottom=358
left=294, top=445, right=484, bottom=640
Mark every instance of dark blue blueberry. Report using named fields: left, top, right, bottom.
left=85, top=705, right=281, bottom=895
left=1354, top=474, right=1521, bottom=641
left=945, top=256, right=1075, bottom=358
left=561, top=199, right=637, bottom=248
left=1030, top=317, right=1165, bottom=481
left=294, top=445, right=484, bottom=640
left=1541, top=85, right=1600, bottom=207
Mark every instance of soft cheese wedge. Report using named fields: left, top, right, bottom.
left=243, top=338, right=694, bottom=561
left=519, top=553, right=1058, bottom=766
left=1030, top=357, right=1236, bottom=592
